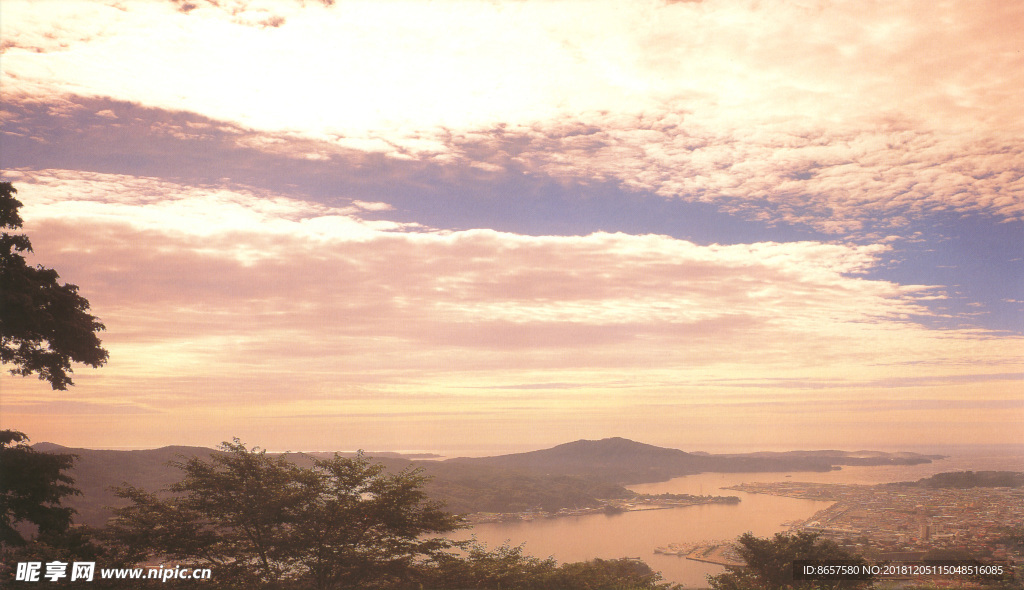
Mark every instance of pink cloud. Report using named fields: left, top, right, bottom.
left=3, top=170, right=1018, bottom=407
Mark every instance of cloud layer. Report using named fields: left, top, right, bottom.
left=2, top=1, right=1022, bottom=450
left=2, top=171, right=1020, bottom=448
left=3, top=0, right=1022, bottom=234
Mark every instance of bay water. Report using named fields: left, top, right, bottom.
left=446, top=446, right=1024, bottom=588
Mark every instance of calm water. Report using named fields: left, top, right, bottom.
left=446, top=447, right=1024, bottom=588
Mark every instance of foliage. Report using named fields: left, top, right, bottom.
left=0, top=430, right=80, bottom=546
left=0, top=431, right=114, bottom=588
left=552, top=556, right=675, bottom=590
left=0, top=527, right=118, bottom=589
left=707, top=532, right=872, bottom=590
left=422, top=542, right=559, bottom=589
left=1, top=181, right=108, bottom=390
left=907, top=471, right=1024, bottom=489
left=106, top=440, right=464, bottom=589
left=419, top=541, right=678, bottom=589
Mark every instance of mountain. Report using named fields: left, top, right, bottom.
left=32, top=444, right=221, bottom=528
left=447, top=437, right=703, bottom=483
left=448, top=437, right=944, bottom=484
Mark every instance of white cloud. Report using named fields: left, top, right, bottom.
left=351, top=200, right=394, bottom=212
left=3, top=1, right=1021, bottom=232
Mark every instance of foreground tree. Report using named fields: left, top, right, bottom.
left=106, top=440, right=464, bottom=589
left=1, top=181, right=108, bottom=390
left=423, top=542, right=559, bottom=589
left=420, top=541, right=678, bottom=590
left=0, top=431, right=113, bottom=588
left=0, top=430, right=79, bottom=546
left=708, top=532, right=872, bottom=590
left=553, top=556, right=673, bottom=590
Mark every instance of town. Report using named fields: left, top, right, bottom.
left=725, top=480, right=1024, bottom=564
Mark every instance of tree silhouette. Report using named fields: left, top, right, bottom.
left=0, top=431, right=115, bottom=588
left=107, top=440, right=464, bottom=589
left=1, top=181, right=108, bottom=390
left=422, top=541, right=678, bottom=590
left=707, top=532, right=872, bottom=590
left=0, top=430, right=80, bottom=546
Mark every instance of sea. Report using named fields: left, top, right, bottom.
left=444, top=445, right=1024, bottom=588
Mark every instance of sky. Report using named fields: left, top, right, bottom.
left=1, top=0, right=1022, bottom=455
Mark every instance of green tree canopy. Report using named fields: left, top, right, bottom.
left=1, top=181, right=108, bottom=390
left=106, top=440, right=464, bottom=589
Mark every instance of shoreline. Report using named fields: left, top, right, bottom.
left=464, top=495, right=740, bottom=524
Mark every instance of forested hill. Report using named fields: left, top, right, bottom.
left=893, top=471, right=1024, bottom=488
left=35, top=444, right=219, bottom=521
left=446, top=437, right=700, bottom=483
left=447, top=437, right=945, bottom=483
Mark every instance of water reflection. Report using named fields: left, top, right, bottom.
left=448, top=451, right=1024, bottom=588
left=449, top=480, right=831, bottom=588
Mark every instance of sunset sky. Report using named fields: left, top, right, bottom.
left=1, top=0, right=1022, bottom=454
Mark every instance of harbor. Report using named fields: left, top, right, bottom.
left=654, top=540, right=745, bottom=567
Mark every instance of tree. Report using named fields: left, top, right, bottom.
left=106, top=440, right=464, bottom=589
left=707, top=532, right=872, bottom=590
left=0, top=430, right=80, bottom=546
left=1, top=181, right=108, bottom=390
left=0, top=432, right=117, bottom=586
left=423, top=541, right=559, bottom=589
left=552, top=557, right=675, bottom=590
left=421, top=541, right=678, bottom=590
